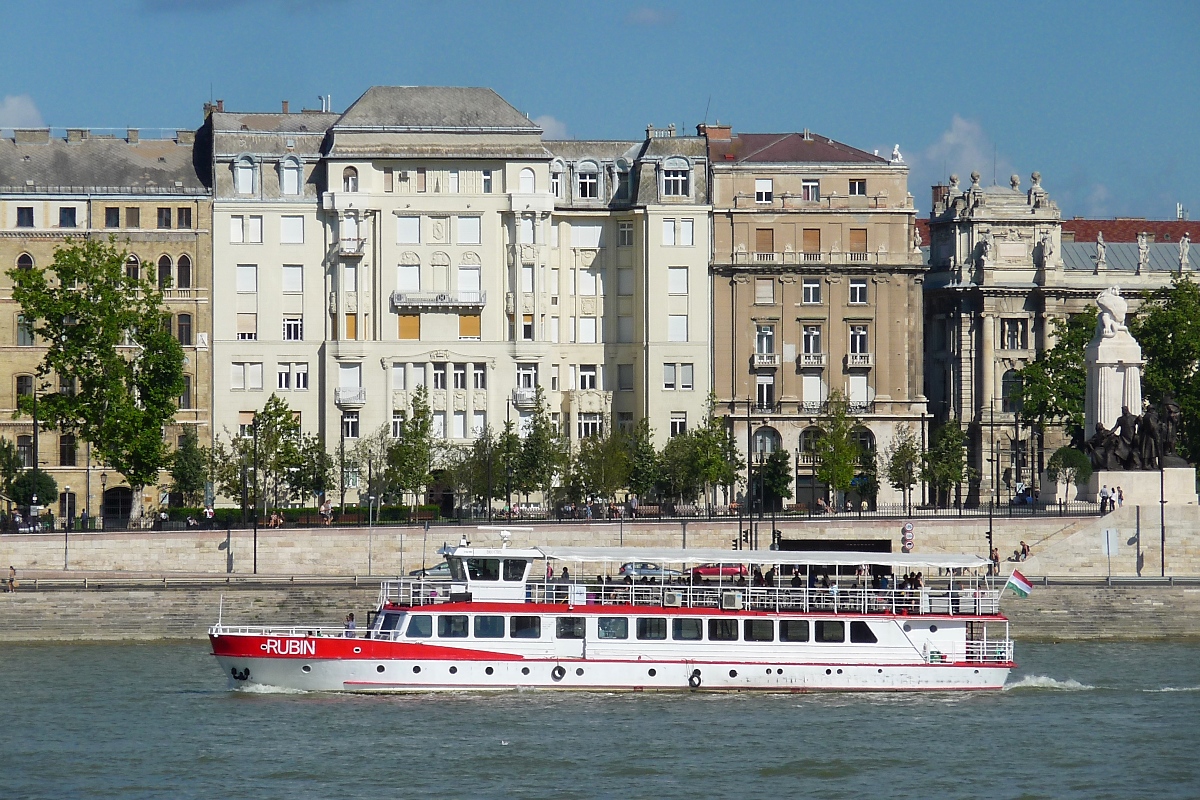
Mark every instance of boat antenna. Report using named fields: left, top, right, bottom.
left=218, top=593, right=224, bottom=626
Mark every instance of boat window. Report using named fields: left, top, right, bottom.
left=474, top=615, right=505, bottom=638
left=510, top=616, right=541, bottom=639
left=447, top=557, right=467, bottom=582
left=466, top=558, right=501, bottom=581
left=503, top=559, right=528, bottom=581
left=406, top=614, right=432, bottom=638
left=636, top=618, right=667, bottom=641
left=672, top=618, right=703, bottom=641
left=708, top=619, right=739, bottom=641
left=597, top=617, right=629, bottom=640
left=438, top=615, right=469, bottom=638
left=779, top=620, right=809, bottom=642
left=850, top=621, right=878, bottom=644
left=378, top=613, right=403, bottom=638
left=556, top=616, right=585, bottom=639
left=744, top=619, right=774, bottom=642
left=815, top=620, right=845, bottom=643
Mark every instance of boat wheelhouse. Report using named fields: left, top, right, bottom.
left=210, top=535, right=1014, bottom=693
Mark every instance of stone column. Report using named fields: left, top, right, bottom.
left=980, top=312, right=995, bottom=418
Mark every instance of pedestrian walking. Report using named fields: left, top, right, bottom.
left=1117, top=487, right=1124, bottom=508
left=1099, top=484, right=1110, bottom=514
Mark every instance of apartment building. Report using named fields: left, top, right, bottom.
left=706, top=125, right=926, bottom=508
left=0, top=126, right=210, bottom=522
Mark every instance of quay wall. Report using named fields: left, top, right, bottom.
left=3, top=507, right=1196, bottom=578
left=1, top=582, right=1198, bottom=643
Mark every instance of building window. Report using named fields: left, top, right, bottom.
left=125, top=255, right=140, bottom=281
left=663, top=363, right=676, bottom=390
left=522, top=314, right=536, bottom=341
left=755, top=227, right=775, bottom=257
left=519, top=168, right=535, bottom=193
left=342, top=167, right=358, bottom=192
left=578, top=413, right=603, bottom=439
left=617, top=412, right=634, bottom=433
left=550, top=170, right=561, bottom=198
left=755, top=179, right=773, bottom=203
left=177, top=255, right=192, bottom=289
left=755, top=277, right=775, bottom=304
left=756, top=374, right=775, bottom=409
left=848, top=228, right=868, bottom=256
left=449, top=170, right=461, bottom=193
left=16, top=315, right=34, bottom=347
left=280, top=216, right=304, bottom=244
left=16, top=207, right=33, bottom=228
left=17, top=435, right=33, bottom=468
left=246, top=215, right=263, bottom=244
left=432, top=363, right=447, bottom=390
left=277, top=364, right=291, bottom=390
left=157, top=255, right=172, bottom=289
left=802, top=179, right=820, bottom=202
left=452, top=363, right=467, bottom=390
left=662, top=218, right=676, bottom=246
left=282, top=159, right=302, bottom=195
left=231, top=362, right=263, bottom=391
left=125, top=207, right=140, bottom=228
left=756, top=324, right=775, bottom=355
left=803, top=325, right=822, bottom=354
left=680, top=363, right=694, bottom=390
left=459, top=313, right=482, bottom=340
left=849, top=179, right=867, bottom=196
left=236, top=264, right=257, bottom=293
left=577, top=164, right=599, bottom=199
left=849, top=279, right=868, bottom=305
left=516, top=363, right=537, bottom=389
left=294, top=363, right=308, bottom=390
left=157, top=208, right=172, bottom=229
left=579, top=365, right=597, bottom=390
left=105, top=207, right=120, bottom=228
left=802, top=279, right=821, bottom=304
left=283, top=317, right=303, bottom=341
left=177, top=313, right=192, bottom=346
left=754, top=427, right=781, bottom=455
left=668, top=315, right=688, bottom=342
left=342, top=412, right=360, bottom=439
left=668, top=267, right=688, bottom=295
left=236, top=313, right=257, bottom=341
left=180, top=374, right=193, bottom=408
left=16, top=374, right=34, bottom=397
left=398, top=314, right=420, bottom=340
left=618, top=221, right=633, bottom=247
left=617, top=364, right=634, bottom=391
left=60, top=207, right=77, bottom=228
left=391, top=411, right=405, bottom=438
left=1002, top=370, right=1024, bottom=413
left=234, top=159, right=254, bottom=194
left=850, top=325, right=869, bottom=354
left=680, top=218, right=694, bottom=246
left=16, top=253, right=33, bottom=271
left=281, top=264, right=303, bottom=294
left=482, top=170, right=492, bottom=193
left=344, top=313, right=358, bottom=340
left=1002, top=318, right=1029, bottom=350
left=473, top=364, right=487, bottom=389
left=670, top=413, right=687, bottom=437
left=663, top=168, right=689, bottom=196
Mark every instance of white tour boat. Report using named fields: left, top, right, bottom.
left=210, top=533, right=1014, bottom=692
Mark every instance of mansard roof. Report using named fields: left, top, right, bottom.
left=1061, top=242, right=1189, bottom=272
left=210, top=111, right=337, bottom=158
left=1062, top=218, right=1193, bottom=244
left=333, top=86, right=540, bottom=132
left=0, top=132, right=205, bottom=194
left=708, top=132, right=886, bottom=165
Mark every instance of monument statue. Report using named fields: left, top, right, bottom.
left=1040, top=232, right=1055, bottom=266
left=912, top=224, right=922, bottom=251
left=1180, top=232, right=1190, bottom=271
left=1094, top=231, right=1106, bottom=271
left=1095, top=286, right=1128, bottom=337
left=891, top=144, right=904, bottom=163
left=1085, top=286, right=1142, bottom=442
left=1137, top=231, right=1149, bottom=273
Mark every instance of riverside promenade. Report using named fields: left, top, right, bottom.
left=2, top=505, right=1198, bottom=642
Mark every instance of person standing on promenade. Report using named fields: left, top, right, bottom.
left=1099, top=485, right=1111, bottom=514
left=1117, top=487, right=1124, bottom=508
left=6, top=565, right=17, bottom=592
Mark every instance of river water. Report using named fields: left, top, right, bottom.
left=3, top=640, right=1198, bottom=799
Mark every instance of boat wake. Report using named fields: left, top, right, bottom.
left=1003, top=675, right=1095, bottom=691
left=231, top=683, right=311, bottom=695
left=1143, top=686, right=1200, bottom=693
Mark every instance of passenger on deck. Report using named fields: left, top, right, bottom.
left=752, top=567, right=765, bottom=586
left=807, top=570, right=817, bottom=589
left=735, top=575, right=747, bottom=587
left=764, top=567, right=777, bottom=585
left=790, top=570, right=803, bottom=588
left=819, top=574, right=830, bottom=589
left=561, top=567, right=570, bottom=582
left=344, top=613, right=356, bottom=637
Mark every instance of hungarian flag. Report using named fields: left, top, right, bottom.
left=1006, top=569, right=1033, bottom=598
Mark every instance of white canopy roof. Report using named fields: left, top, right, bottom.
left=533, top=546, right=987, bottom=571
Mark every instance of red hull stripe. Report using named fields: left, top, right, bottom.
left=210, top=635, right=522, bottom=661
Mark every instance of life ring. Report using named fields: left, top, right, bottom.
left=688, top=669, right=702, bottom=689
left=551, top=665, right=566, bottom=681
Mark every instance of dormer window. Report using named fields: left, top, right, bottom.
left=519, top=168, right=535, bottom=194
left=550, top=160, right=564, bottom=198
left=234, top=158, right=255, bottom=194
left=342, top=167, right=359, bottom=193
left=662, top=157, right=690, bottom=197
left=576, top=161, right=600, bottom=199
left=281, top=158, right=302, bottom=195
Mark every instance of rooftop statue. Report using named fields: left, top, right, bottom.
left=1180, top=232, right=1190, bottom=271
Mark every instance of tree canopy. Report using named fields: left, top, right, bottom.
left=922, top=421, right=967, bottom=507
left=813, top=393, right=861, bottom=498
left=1015, top=308, right=1096, bottom=441
left=882, top=424, right=921, bottom=512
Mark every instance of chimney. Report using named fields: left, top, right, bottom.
left=802, top=128, right=812, bottom=140
left=67, top=128, right=88, bottom=143
left=126, top=128, right=139, bottom=144
left=14, top=128, right=50, bottom=144
left=282, top=100, right=289, bottom=114
left=932, top=184, right=950, bottom=207
left=176, top=129, right=196, bottom=145
left=216, top=99, right=224, bottom=113
left=698, top=123, right=732, bottom=141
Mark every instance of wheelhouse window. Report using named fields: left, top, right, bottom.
left=597, top=617, right=628, bottom=639
left=406, top=615, right=432, bottom=638
left=503, top=559, right=527, bottom=581
left=466, top=558, right=501, bottom=581
left=850, top=621, right=878, bottom=643
left=437, top=615, right=468, bottom=638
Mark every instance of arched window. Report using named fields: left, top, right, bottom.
left=16, top=315, right=34, bottom=346
left=16, top=253, right=33, bottom=270
left=343, top=167, right=359, bottom=193
left=176, top=255, right=192, bottom=289
left=550, top=159, right=565, bottom=198
left=281, top=158, right=302, bottom=195
left=125, top=255, right=140, bottom=281
left=234, top=157, right=255, bottom=194
left=16, top=374, right=34, bottom=398
left=662, top=156, right=690, bottom=197
left=519, top=168, right=535, bottom=194
left=157, top=255, right=172, bottom=289
left=853, top=427, right=876, bottom=463
left=576, top=161, right=600, bottom=199
left=754, top=426, right=781, bottom=455
left=176, top=313, right=192, bottom=346
left=1002, top=369, right=1024, bottom=413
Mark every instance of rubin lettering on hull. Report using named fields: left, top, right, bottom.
left=261, top=639, right=316, bottom=656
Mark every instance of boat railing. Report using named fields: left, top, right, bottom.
left=209, top=624, right=358, bottom=638
left=926, top=639, right=1014, bottom=664
left=378, top=580, right=1002, bottom=617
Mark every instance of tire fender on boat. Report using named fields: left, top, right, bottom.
left=551, top=665, right=566, bottom=682
left=688, top=669, right=702, bottom=689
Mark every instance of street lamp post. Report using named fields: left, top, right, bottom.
left=368, top=494, right=376, bottom=576
left=100, top=472, right=107, bottom=530
left=252, top=418, right=259, bottom=576
left=63, top=484, right=70, bottom=570
left=505, top=399, right=513, bottom=521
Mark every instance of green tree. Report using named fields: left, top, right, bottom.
left=1015, top=308, right=1097, bottom=443
left=691, top=396, right=744, bottom=507
left=625, top=420, right=660, bottom=500
left=0, top=437, right=22, bottom=499
left=170, top=427, right=208, bottom=507
left=883, top=423, right=921, bottom=512
left=292, top=433, right=335, bottom=508
left=210, top=394, right=302, bottom=514
left=656, top=432, right=703, bottom=503
left=813, top=392, right=861, bottom=504
left=758, top=448, right=793, bottom=510
left=8, top=237, right=185, bottom=519
left=386, top=385, right=435, bottom=507
left=351, top=424, right=396, bottom=502
left=573, top=431, right=630, bottom=502
left=1045, top=445, right=1092, bottom=499
left=1129, top=275, right=1200, bottom=462
left=517, top=387, right=569, bottom=505
left=12, top=469, right=56, bottom=508
left=922, top=421, right=967, bottom=507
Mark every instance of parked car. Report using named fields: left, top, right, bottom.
left=690, top=563, right=749, bottom=579
left=617, top=562, right=684, bottom=579
left=408, top=562, right=451, bottom=579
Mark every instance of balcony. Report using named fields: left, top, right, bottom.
left=846, top=352, right=874, bottom=368
left=753, top=352, right=781, bottom=368
left=160, top=288, right=208, bottom=301
left=753, top=251, right=776, bottom=263
left=798, top=352, right=828, bottom=368
left=391, top=290, right=486, bottom=309
left=339, top=238, right=366, bottom=258
left=334, top=387, right=366, bottom=407
left=511, top=387, right=537, bottom=407
left=846, top=251, right=869, bottom=263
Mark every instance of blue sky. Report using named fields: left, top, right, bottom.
left=2, top=0, right=1197, bottom=219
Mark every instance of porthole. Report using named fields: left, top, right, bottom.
left=729, top=669, right=738, bottom=678
left=777, top=668, right=783, bottom=674
left=485, top=666, right=494, bottom=675
left=376, top=665, right=385, bottom=673
left=974, top=669, right=980, bottom=674
left=450, top=666, right=458, bottom=674
left=648, top=668, right=657, bottom=677
left=353, top=647, right=362, bottom=653
left=412, top=665, right=421, bottom=674
left=301, top=665, right=311, bottom=673
left=929, top=624, right=938, bottom=633
left=878, top=669, right=883, bottom=674
left=521, top=667, right=529, bottom=676
left=903, top=624, right=911, bottom=632
left=765, top=668, right=772, bottom=675
left=826, top=668, right=832, bottom=675
left=837, top=669, right=843, bottom=674
left=576, top=668, right=584, bottom=676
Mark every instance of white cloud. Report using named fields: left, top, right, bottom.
left=0, top=94, right=44, bottom=129
left=626, top=7, right=676, bottom=26
left=909, top=114, right=1015, bottom=193
left=1085, top=183, right=1112, bottom=217
left=534, top=114, right=569, bottom=140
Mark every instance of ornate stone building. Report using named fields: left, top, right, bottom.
left=707, top=126, right=926, bottom=508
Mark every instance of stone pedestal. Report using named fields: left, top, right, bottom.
left=1084, top=329, right=1142, bottom=438
left=1087, top=468, right=1198, bottom=507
